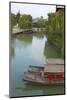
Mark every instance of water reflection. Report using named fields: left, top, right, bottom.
left=14, top=34, right=33, bottom=44
left=12, top=34, right=47, bottom=65
left=44, top=42, right=61, bottom=58
left=30, top=36, right=47, bottom=62
left=15, top=82, right=64, bottom=96
left=10, top=34, right=64, bottom=97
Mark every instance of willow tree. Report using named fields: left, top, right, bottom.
left=45, top=10, right=64, bottom=58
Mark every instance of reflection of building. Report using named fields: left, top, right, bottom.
left=56, top=5, right=65, bottom=12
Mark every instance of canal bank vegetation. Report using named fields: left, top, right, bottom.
left=45, top=9, right=64, bottom=59
left=10, top=12, right=20, bottom=32
left=10, top=13, right=32, bottom=32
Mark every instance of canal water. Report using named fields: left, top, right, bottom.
left=10, top=34, right=64, bottom=97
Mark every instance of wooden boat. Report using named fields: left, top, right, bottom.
left=23, top=64, right=64, bottom=85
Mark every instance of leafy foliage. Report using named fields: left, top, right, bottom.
left=15, top=12, right=20, bottom=23
left=18, top=14, right=32, bottom=29
left=10, top=13, right=16, bottom=32
left=37, top=16, right=46, bottom=28
left=45, top=10, right=64, bottom=58
left=10, top=12, right=20, bottom=32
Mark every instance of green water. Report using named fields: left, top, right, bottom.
left=10, top=33, right=64, bottom=97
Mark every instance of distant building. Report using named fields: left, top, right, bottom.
left=56, top=5, right=65, bottom=12
left=32, top=18, right=39, bottom=27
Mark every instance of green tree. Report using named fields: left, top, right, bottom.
left=18, top=14, right=32, bottom=29
left=15, top=11, right=20, bottom=23
left=37, top=16, right=46, bottom=28
left=45, top=10, right=64, bottom=58
left=10, top=13, right=16, bottom=32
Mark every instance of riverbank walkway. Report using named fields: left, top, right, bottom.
left=12, top=28, right=33, bottom=34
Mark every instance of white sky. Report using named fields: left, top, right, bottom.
left=11, top=3, right=56, bottom=19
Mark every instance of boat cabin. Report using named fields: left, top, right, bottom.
left=23, top=64, right=64, bottom=85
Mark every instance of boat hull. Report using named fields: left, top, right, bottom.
left=23, top=77, right=64, bottom=85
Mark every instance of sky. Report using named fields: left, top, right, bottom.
left=11, top=3, right=56, bottom=19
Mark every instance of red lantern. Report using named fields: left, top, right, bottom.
left=49, top=73, right=53, bottom=80
left=59, top=72, right=63, bottom=80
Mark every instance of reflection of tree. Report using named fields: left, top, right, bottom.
left=42, top=85, right=64, bottom=95
left=11, top=47, right=15, bottom=57
left=14, top=34, right=33, bottom=44
left=11, top=38, right=15, bottom=57
left=44, top=42, right=60, bottom=58
left=16, top=82, right=64, bottom=95
left=16, top=82, right=45, bottom=91
left=34, top=33, right=44, bottom=39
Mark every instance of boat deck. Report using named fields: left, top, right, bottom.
left=23, top=76, right=64, bottom=85
left=23, top=59, right=64, bottom=85
left=23, top=71, right=64, bottom=85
